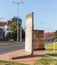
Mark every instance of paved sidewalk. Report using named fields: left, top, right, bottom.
left=0, top=49, right=47, bottom=65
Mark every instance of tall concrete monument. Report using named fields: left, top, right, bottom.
left=25, top=12, right=34, bottom=55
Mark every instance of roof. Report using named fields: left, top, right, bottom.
left=44, top=32, right=54, bottom=39
left=0, top=22, right=7, bottom=27
left=0, top=21, right=13, bottom=27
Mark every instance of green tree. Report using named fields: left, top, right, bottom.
left=6, top=21, right=25, bottom=41
left=10, top=21, right=20, bottom=32
left=6, top=32, right=13, bottom=40
left=9, top=21, right=20, bottom=40
left=53, top=30, right=57, bottom=41
left=6, top=32, right=17, bottom=41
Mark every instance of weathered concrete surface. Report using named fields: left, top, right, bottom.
left=25, top=12, right=34, bottom=54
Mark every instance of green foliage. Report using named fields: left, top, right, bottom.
left=34, top=57, right=57, bottom=65
left=6, top=32, right=17, bottom=40
left=6, top=32, right=13, bottom=39
left=8, top=21, right=20, bottom=41
left=10, top=21, right=20, bottom=32
left=6, top=21, right=25, bottom=41
left=53, top=30, right=57, bottom=41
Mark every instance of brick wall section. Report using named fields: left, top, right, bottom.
left=33, top=30, right=44, bottom=50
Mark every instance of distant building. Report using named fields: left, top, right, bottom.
left=0, top=21, right=12, bottom=39
left=11, top=16, right=22, bottom=25
left=44, top=32, right=54, bottom=42
left=0, top=16, right=22, bottom=40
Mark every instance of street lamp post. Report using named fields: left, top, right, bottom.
left=12, top=1, right=23, bottom=42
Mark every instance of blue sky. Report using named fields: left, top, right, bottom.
left=0, top=0, right=57, bottom=32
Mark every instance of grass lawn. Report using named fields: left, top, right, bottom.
left=45, top=42, right=57, bottom=50
left=34, top=42, right=57, bottom=65
left=0, top=60, right=28, bottom=65
left=1, top=57, right=57, bottom=65
left=34, top=57, right=57, bottom=65
left=45, top=42, right=57, bottom=57
left=46, top=51, right=57, bottom=57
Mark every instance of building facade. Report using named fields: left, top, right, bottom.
left=0, top=17, right=22, bottom=40
left=44, top=32, right=54, bottom=42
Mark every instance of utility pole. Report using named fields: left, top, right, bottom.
left=12, top=1, right=23, bottom=42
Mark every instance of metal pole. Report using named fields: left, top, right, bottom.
left=20, top=24, right=22, bottom=42
left=17, top=3, right=19, bottom=42
left=12, top=1, right=20, bottom=42
left=12, top=1, right=23, bottom=42
left=54, top=42, right=56, bottom=52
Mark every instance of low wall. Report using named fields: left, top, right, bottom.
left=33, top=30, right=45, bottom=50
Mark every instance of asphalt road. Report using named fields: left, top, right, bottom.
left=0, top=43, right=25, bottom=55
